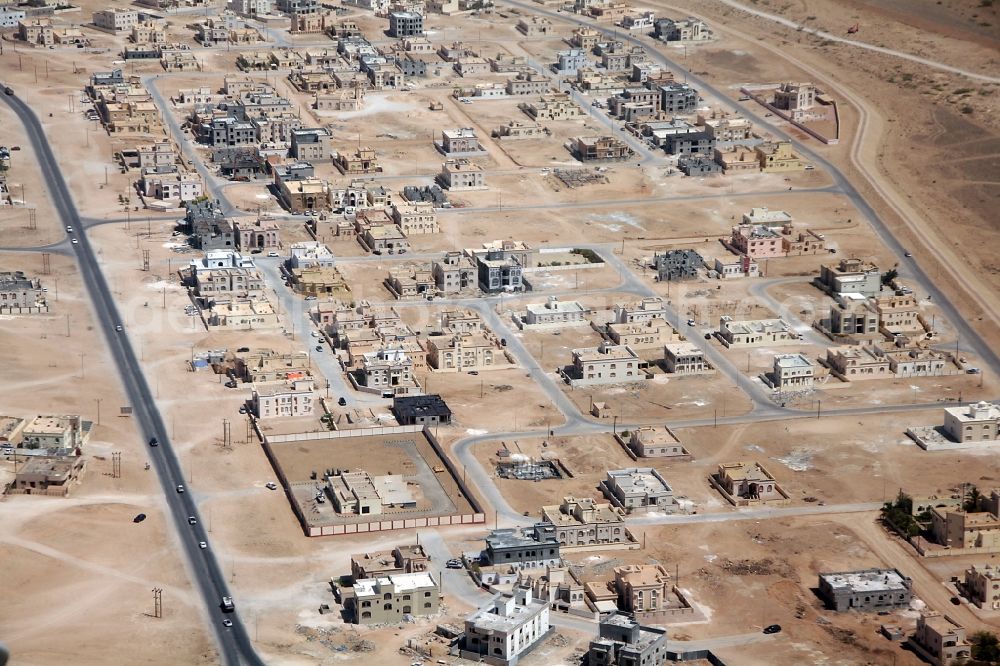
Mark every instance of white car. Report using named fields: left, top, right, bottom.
left=199, top=541, right=207, bottom=549
left=267, top=251, right=279, bottom=257
left=66, top=226, right=73, bottom=232
left=71, top=239, right=79, bottom=244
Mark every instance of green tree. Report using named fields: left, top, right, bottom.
left=971, top=631, right=1000, bottom=663
left=965, top=485, right=983, bottom=512
left=881, top=268, right=899, bottom=286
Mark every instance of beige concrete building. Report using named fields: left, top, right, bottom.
left=520, top=93, right=585, bottom=121
left=756, top=140, right=805, bottom=172
left=930, top=508, right=1000, bottom=550
left=278, top=177, right=330, bottom=213
left=289, top=266, right=350, bottom=298
left=251, top=378, right=314, bottom=419
left=910, top=612, right=971, bottom=666
left=391, top=202, right=439, bottom=235
left=572, top=135, right=633, bottom=162
left=432, top=252, right=477, bottom=294
left=771, top=353, right=816, bottom=390
left=20, top=415, right=91, bottom=450
left=612, top=297, right=669, bottom=324
left=11, top=456, right=85, bottom=496
left=426, top=332, right=500, bottom=372
left=963, top=563, right=1000, bottom=610
left=235, top=349, right=310, bottom=383
left=334, top=146, right=381, bottom=175
left=569, top=343, right=646, bottom=387
left=438, top=159, right=486, bottom=190
left=205, top=298, right=281, bottom=330
left=349, top=572, right=439, bottom=624
left=625, top=426, right=689, bottom=459
left=713, top=461, right=788, bottom=504
left=825, top=344, right=891, bottom=380
left=873, top=293, right=922, bottom=334
left=718, top=315, right=799, bottom=347
left=605, top=318, right=679, bottom=349
left=19, top=19, right=54, bottom=46
left=944, top=402, right=1000, bottom=443
left=613, top=564, right=670, bottom=613
left=351, top=544, right=429, bottom=581
left=540, top=496, right=628, bottom=547
left=663, top=342, right=710, bottom=374
left=93, top=8, right=138, bottom=31
left=523, top=297, right=591, bottom=327
left=601, top=468, right=677, bottom=514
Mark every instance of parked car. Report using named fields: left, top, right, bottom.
left=763, top=624, right=782, bottom=634
left=445, top=559, right=463, bottom=569
left=467, top=370, right=479, bottom=376
left=225, top=381, right=237, bottom=388
left=337, top=397, right=347, bottom=406
left=222, top=619, right=233, bottom=627
left=237, top=347, right=250, bottom=353
left=133, top=513, right=147, bottom=523
left=265, top=482, right=277, bottom=490
left=315, top=345, right=323, bottom=352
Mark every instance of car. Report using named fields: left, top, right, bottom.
left=188, top=516, right=197, bottom=525
left=250, top=249, right=262, bottom=254
left=176, top=484, right=185, bottom=493
left=446, top=559, right=463, bottom=569
left=338, top=397, right=347, bottom=406
left=66, top=226, right=73, bottom=232
left=904, top=251, right=912, bottom=257
left=686, top=319, right=696, bottom=326
left=199, top=541, right=207, bottom=549
left=225, top=381, right=237, bottom=388
left=133, top=513, right=147, bottom=523
left=305, top=295, right=317, bottom=301
left=267, top=251, right=279, bottom=257
left=71, top=239, right=79, bottom=245
left=467, top=370, right=479, bottom=375
left=950, top=596, right=961, bottom=605
left=967, top=368, right=981, bottom=374
left=237, top=347, right=250, bottom=353
left=704, top=333, right=712, bottom=340
left=265, top=482, right=277, bottom=490
left=222, top=619, right=233, bottom=627
left=149, top=437, right=158, bottom=447
left=763, top=624, right=782, bottom=634
left=238, top=405, right=247, bottom=414
left=115, top=324, right=123, bottom=332
left=311, top=331, right=319, bottom=338
left=315, top=345, right=323, bottom=352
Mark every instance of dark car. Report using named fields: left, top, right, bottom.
left=148, top=437, right=158, bottom=447
left=225, top=381, right=237, bottom=388
left=763, top=624, right=782, bottom=635
left=337, top=397, right=347, bottom=406
left=950, top=597, right=961, bottom=606
left=315, top=345, right=323, bottom=352
left=237, top=347, right=250, bottom=353
left=133, top=513, right=147, bottom=523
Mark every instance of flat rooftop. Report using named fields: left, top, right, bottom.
left=354, top=572, right=436, bottom=597
left=820, top=569, right=908, bottom=593
left=607, top=468, right=671, bottom=495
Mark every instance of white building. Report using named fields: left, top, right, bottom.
left=251, top=378, right=314, bottom=419
left=718, top=315, right=799, bottom=348
left=522, top=296, right=590, bottom=328
left=289, top=241, right=336, bottom=268
left=0, top=7, right=27, bottom=28
left=462, top=588, right=550, bottom=666
left=772, top=354, right=815, bottom=391
left=93, top=8, right=138, bottom=31
left=612, top=297, right=668, bottom=324
left=140, top=169, right=204, bottom=203
left=228, top=0, right=273, bottom=16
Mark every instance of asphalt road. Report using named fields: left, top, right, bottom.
left=0, top=92, right=263, bottom=666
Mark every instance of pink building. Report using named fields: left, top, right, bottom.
left=730, top=224, right=784, bottom=259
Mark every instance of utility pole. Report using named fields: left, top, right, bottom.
left=152, top=588, right=163, bottom=618
left=95, top=398, right=102, bottom=425
left=112, top=451, right=121, bottom=478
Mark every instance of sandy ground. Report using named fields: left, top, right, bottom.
left=0, top=251, right=216, bottom=665
left=0, top=0, right=996, bottom=662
